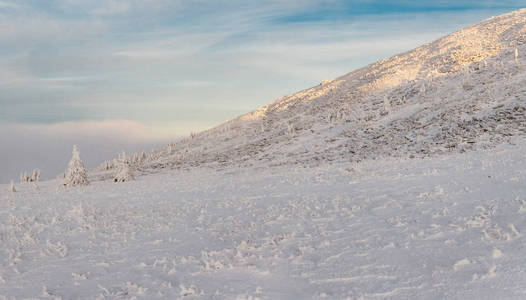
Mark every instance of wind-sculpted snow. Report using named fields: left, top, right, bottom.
left=2, top=141, right=526, bottom=299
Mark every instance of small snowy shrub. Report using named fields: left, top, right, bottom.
left=64, top=145, right=89, bottom=187
left=287, top=122, right=295, bottom=135
left=19, top=169, right=41, bottom=183
left=9, top=180, right=16, bottom=193
left=114, top=161, right=134, bottom=182
left=31, top=169, right=40, bottom=182
left=381, top=95, right=391, bottom=116
left=166, top=144, right=174, bottom=155
left=19, top=172, right=27, bottom=183
left=327, top=111, right=335, bottom=124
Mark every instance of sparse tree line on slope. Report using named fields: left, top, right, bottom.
left=95, top=138, right=204, bottom=173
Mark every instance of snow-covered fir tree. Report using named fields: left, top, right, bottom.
left=64, top=145, right=89, bottom=187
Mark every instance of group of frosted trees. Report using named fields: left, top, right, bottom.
left=10, top=169, right=41, bottom=193
left=63, top=145, right=134, bottom=187
left=9, top=145, right=134, bottom=192
left=20, top=169, right=40, bottom=183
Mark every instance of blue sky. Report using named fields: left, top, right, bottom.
left=1, top=0, right=525, bottom=182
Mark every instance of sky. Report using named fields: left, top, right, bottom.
left=1, top=0, right=526, bottom=183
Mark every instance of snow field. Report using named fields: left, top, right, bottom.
left=2, top=140, right=526, bottom=299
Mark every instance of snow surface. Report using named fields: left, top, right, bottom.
left=2, top=139, right=526, bottom=299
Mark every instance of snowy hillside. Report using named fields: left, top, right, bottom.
left=96, top=8, right=526, bottom=177
left=2, top=8, right=526, bottom=300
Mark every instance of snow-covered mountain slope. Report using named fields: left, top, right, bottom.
left=2, top=139, right=526, bottom=299
left=96, top=8, right=526, bottom=177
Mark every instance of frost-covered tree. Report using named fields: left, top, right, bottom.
left=30, top=169, right=40, bottom=182
left=114, top=160, right=134, bottom=182
left=20, top=169, right=41, bottom=183
left=118, top=151, right=127, bottom=163
left=64, top=145, right=89, bottom=187
left=9, top=180, right=16, bottom=193
left=20, top=172, right=28, bottom=183
left=166, top=143, right=174, bottom=155
left=114, top=151, right=134, bottom=182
